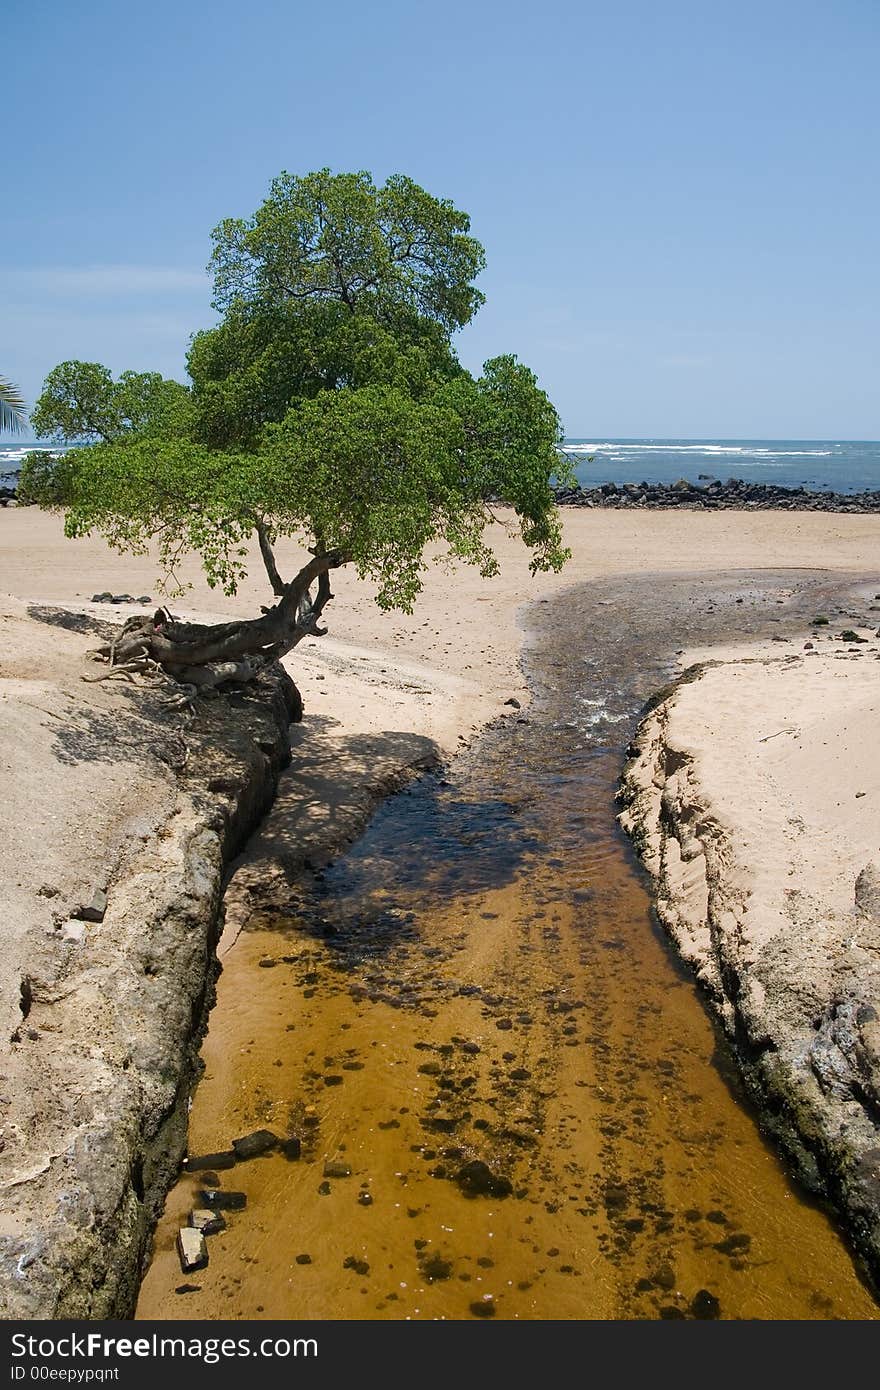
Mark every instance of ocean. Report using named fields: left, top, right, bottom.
left=560, top=439, right=880, bottom=495
left=4, top=438, right=880, bottom=496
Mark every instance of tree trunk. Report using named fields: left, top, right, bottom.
left=89, top=549, right=346, bottom=700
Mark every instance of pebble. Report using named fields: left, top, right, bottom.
left=189, top=1209, right=226, bottom=1236
left=691, top=1289, right=721, bottom=1319
left=323, top=1158, right=353, bottom=1178
left=455, top=1160, right=513, bottom=1198
left=232, top=1130, right=279, bottom=1160
left=177, top=1227, right=208, bottom=1273
left=470, top=1295, right=496, bottom=1318
left=198, top=1189, right=247, bottom=1211
left=183, top=1151, right=236, bottom=1173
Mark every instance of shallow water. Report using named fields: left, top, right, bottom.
left=137, top=570, right=880, bottom=1320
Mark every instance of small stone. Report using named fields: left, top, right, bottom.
left=323, top=1074, right=344, bottom=1086
left=232, top=1129, right=279, bottom=1160
left=258, top=957, right=277, bottom=968
left=470, top=1295, right=496, bottom=1317
left=190, top=1209, right=226, bottom=1236
left=504, top=698, right=521, bottom=709
left=183, top=1150, right=236, bottom=1173
left=323, top=1158, right=352, bottom=1178
left=426, top=1111, right=456, bottom=1133
left=137, top=596, right=152, bottom=604
left=198, top=1189, right=247, bottom=1211
left=73, top=890, right=107, bottom=924
left=713, top=1232, right=751, bottom=1256
left=357, top=1191, right=374, bottom=1207
left=659, top=1305, right=685, bottom=1320
left=343, top=1254, right=370, bottom=1276
left=421, top=1253, right=453, bottom=1280
left=691, top=1289, right=721, bottom=1319
left=280, top=1137, right=302, bottom=1161
left=177, top=1227, right=208, bottom=1273
left=495, top=1018, right=513, bottom=1031
left=650, top=1262, right=675, bottom=1290
left=175, top=1283, right=201, bottom=1295
left=295, top=1253, right=312, bottom=1265
left=455, top=1160, right=513, bottom=1198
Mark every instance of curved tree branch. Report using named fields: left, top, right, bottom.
left=254, top=516, right=287, bottom=596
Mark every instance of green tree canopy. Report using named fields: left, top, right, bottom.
left=23, top=169, right=572, bottom=695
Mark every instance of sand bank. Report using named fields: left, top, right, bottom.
left=1, top=504, right=879, bottom=1313
left=619, top=590, right=880, bottom=1279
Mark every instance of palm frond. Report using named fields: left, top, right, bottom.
left=0, top=377, right=28, bottom=435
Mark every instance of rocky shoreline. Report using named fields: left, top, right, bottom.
left=0, top=628, right=297, bottom=1320
left=555, top=478, right=880, bottom=512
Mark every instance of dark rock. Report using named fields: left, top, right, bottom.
left=713, top=1232, right=751, bottom=1255
left=232, top=1129, right=279, bottom=1160
left=650, top=1262, right=676, bottom=1290
left=198, top=1189, right=247, bottom=1210
left=421, top=1253, right=453, bottom=1280
left=357, top=1191, right=374, bottom=1206
left=470, top=1296, right=496, bottom=1317
left=343, top=1254, right=370, bottom=1275
left=691, top=1289, right=721, bottom=1319
left=603, top=1183, right=629, bottom=1213
left=455, top=1160, right=513, bottom=1198
left=175, top=1283, right=201, bottom=1294
left=183, top=1150, right=236, bottom=1173
left=323, top=1158, right=352, bottom=1178
left=295, top=1253, right=312, bottom=1265
left=659, top=1305, right=685, bottom=1319
left=504, top=698, right=521, bottom=709
left=280, top=1137, right=302, bottom=1161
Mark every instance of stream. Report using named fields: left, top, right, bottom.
left=137, top=569, right=880, bottom=1320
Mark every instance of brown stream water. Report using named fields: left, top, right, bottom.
left=137, top=570, right=880, bottom=1321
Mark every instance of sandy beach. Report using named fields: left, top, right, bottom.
left=1, top=502, right=879, bottom=1316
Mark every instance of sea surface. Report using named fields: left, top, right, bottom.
left=560, top=438, right=880, bottom=495
left=4, top=438, right=880, bottom=496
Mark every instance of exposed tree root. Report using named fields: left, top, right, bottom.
left=80, top=547, right=344, bottom=712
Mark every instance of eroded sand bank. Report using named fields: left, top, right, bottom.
left=619, top=592, right=880, bottom=1279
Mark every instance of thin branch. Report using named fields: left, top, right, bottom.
left=254, top=517, right=287, bottom=596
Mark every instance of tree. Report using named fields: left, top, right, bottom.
left=22, top=169, right=572, bottom=700
left=0, top=377, right=27, bottom=435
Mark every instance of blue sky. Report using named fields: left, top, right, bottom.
left=4, top=0, right=878, bottom=439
